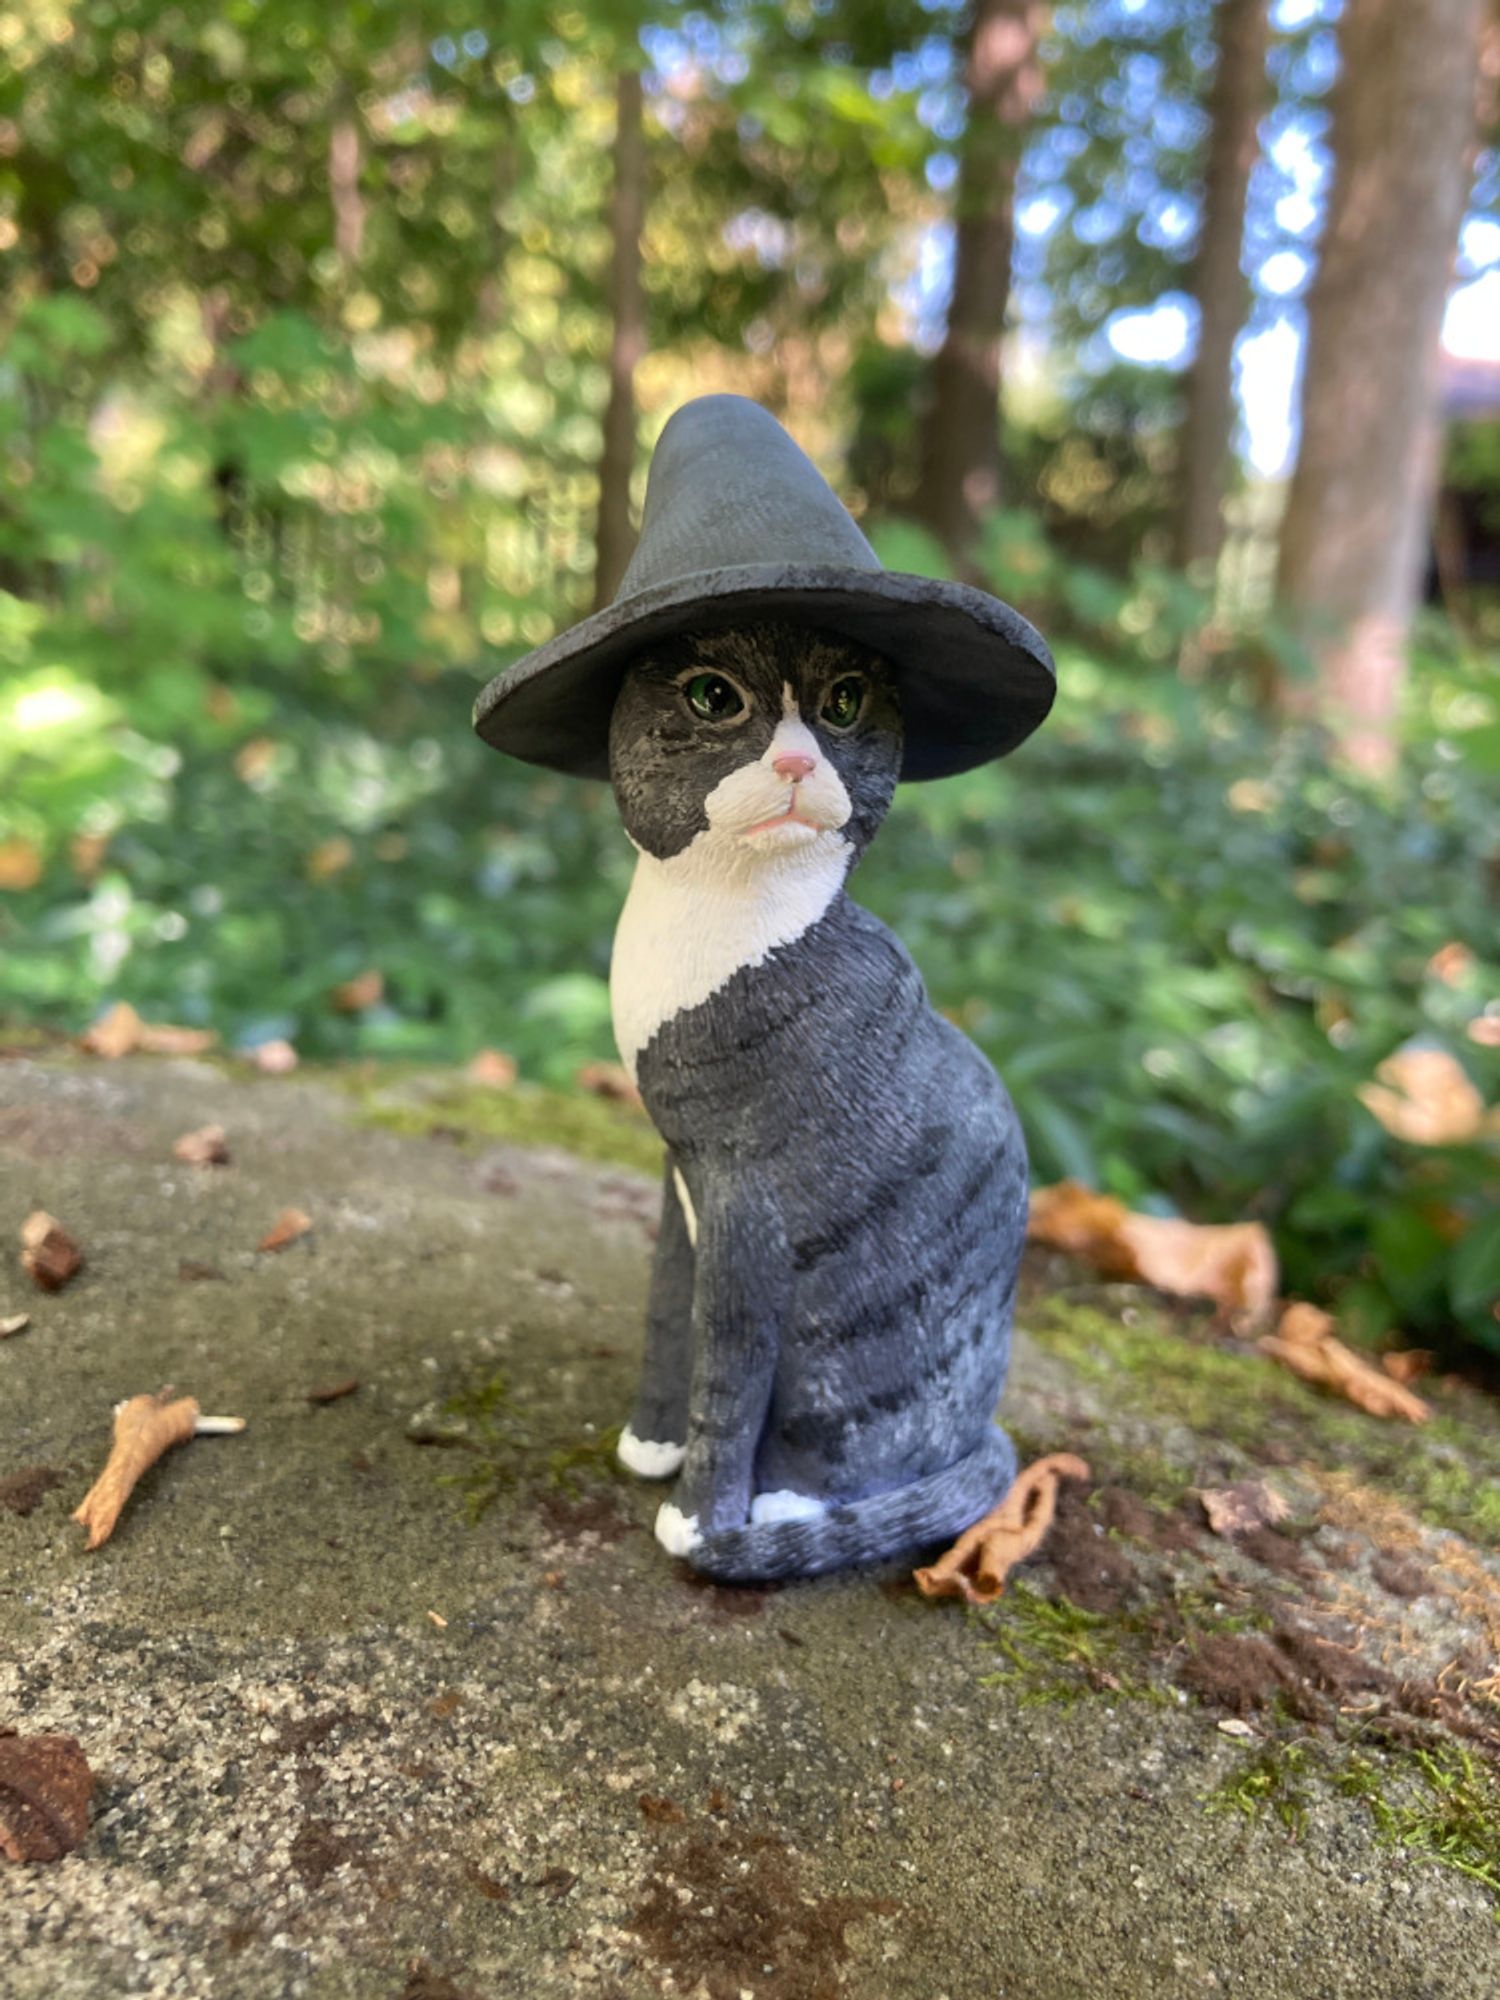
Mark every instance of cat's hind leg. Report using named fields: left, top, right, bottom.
left=618, top=1158, right=695, bottom=1478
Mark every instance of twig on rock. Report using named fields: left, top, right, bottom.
left=72, top=1390, right=244, bottom=1549
left=914, top=1453, right=1091, bottom=1606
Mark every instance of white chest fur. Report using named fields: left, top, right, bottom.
left=610, top=830, right=851, bottom=1080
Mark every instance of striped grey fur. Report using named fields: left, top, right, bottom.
left=610, top=626, right=1026, bottom=1580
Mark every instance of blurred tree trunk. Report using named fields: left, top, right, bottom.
left=915, top=0, right=1042, bottom=568
left=1275, top=0, right=1483, bottom=772
left=593, top=70, right=646, bottom=612
left=1173, top=0, right=1270, bottom=578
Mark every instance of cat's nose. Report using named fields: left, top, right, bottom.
left=773, top=753, right=816, bottom=783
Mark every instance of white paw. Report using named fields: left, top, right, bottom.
left=618, top=1425, right=687, bottom=1479
left=750, top=1488, right=828, bottom=1525
left=653, top=1501, right=703, bottom=1557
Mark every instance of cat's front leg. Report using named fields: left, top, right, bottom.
left=655, top=1170, right=788, bottom=1556
left=619, top=1156, right=695, bottom=1478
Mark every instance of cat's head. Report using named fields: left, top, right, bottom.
left=608, top=621, right=903, bottom=867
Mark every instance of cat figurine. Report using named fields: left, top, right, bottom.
left=473, top=394, right=1056, bottom=1582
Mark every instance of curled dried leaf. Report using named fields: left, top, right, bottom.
left=172, top=1124, right=230, bottom=1167
left=1, top=1312, right=30, bottom=1338
left=1027, top=1182, right=1277, bottom=1323
left=913, top=1453, right=1091, bottom=1605
left=330, top=969, right=383, bottom=1013
left=1259, top=1304, right=1430, bottom=1423
left=20, top=1211, right=83, bottom=1294
left=72, top=1390, right=202, bottom=1549
left=1194, top=1480, right=1291, bottom=1538
left=0, top=1733, right=93, bottom=1863
left=258, top=1208, right=312, bottom=1253
left=1357, top=1047, right=1497, bottom=1147
left=249, top=1038, right=299, bottom=1074
left=80, top=1003, right=216, bottom=1060
left=1380, top=1348, right=1433, bottom=1385
left=466, top=1048, right=517, bottom=1089
left=576, top=1061, right=643, bottom=1110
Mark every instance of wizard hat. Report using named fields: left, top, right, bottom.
left=473, top=394, right=1055, bottom=782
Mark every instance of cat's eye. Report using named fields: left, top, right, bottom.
left=820, top=676, right=866, bottom=731
left=683, top=673, right=746, bottom=723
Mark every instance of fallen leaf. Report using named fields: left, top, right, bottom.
left=177, top=1259, right=225, bottom=1283
left=1217, top=1718, right=1256, bottom=1740
left=1380, top=1349, right=1433, bottom=1385
left=80, top=1003, right=216, bottom=1060
left=330, top=968, right=383, bottom=1013
left=1357, top=1046, right=1497, bottom=1147
left=0, top=838, right=43, bottom=892
left=249, top=1038, right=299, bottom=1074
left=258, top=1208, right=312, bottom=1253
left=0, top=1312, right=30, bottom=1338
left=1194, top=1480, right=1291, bottom=1538
left=1258, top=1303, right=1430, bottom=1423
left=426, top=1609, right=448, bottom=1629
left=306, top=1376, right=358, bottom=1405
left=0, top=1466, right=66, bottom=1516
left=576, top=1060, right=642, bottom=1109
left=913, top=1453, right=1091, bottom=1605
left=1027, top=1181, right=1278, bottom=1323
left=306, top=835, right=354, bottom=881
left=72, top=1390, right=199, bottom=1549
left=0, top=1732, right=93, bottom=1862
left=20, top=1211, right=83, bottom=1293
left=467, top=1048, right=517, bottom=1088
left=172, top=1124, right=230, bottom=1167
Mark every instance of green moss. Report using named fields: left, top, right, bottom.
left=1022, top=1297, right=1500, bottom=1543
left=340, top=1063, right=664, bottom=1175
left=979, top=1583, right=1151, bottom=1707
left=1337, top=1745, right=1500, bottom=1901
left=1206, top=1738, right=1315, bottom=1838
left=429, top=1369, right=626, bottom=1522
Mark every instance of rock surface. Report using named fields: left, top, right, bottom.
left=2, top=1051, right=1497, bottom=2000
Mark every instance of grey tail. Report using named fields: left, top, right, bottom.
left=684, top=1425, right=1018, bottom=1584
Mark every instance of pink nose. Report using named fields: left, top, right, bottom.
left=773, top=753, right=816, bottom=783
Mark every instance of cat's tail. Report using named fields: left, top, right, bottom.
left=671, top=1425, right=1018, bottom=1584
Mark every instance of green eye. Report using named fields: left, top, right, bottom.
left=821, top=676, right=865, bottom=730
left=684, top=673, right=746, bottom=722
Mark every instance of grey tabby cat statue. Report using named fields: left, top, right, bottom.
left=474, top=395, right=1056, bottom=1583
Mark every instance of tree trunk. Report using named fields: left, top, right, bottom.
left=1274, top=0, right=1483, bottom=772
left=593, top=70, right=646, bottom=612
left=1174, top=0, right=1271, bottom=578
left=915, top=0, right=1042, bottom=566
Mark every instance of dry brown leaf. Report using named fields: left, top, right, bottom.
left=0, top=1313, right=30, bottom=1338
left=306, top=1376, right=358, bottom=1405
left=72, top=1390, right=200, bottom=1549
left=1194, top=1480, right=1291, bottom=1538
left=1027, top=1181, right=1278, bottom=1322
left=1259, top=1303, right=1430, bottom=1423
left=306, top=836, right=354, bottom=881
left=913, top=1453, right=1091, bottom=1605
left=0, top=1732, right=94, bottom=1862
left=80, top=1002, right=215, bottom=1060
left=330, top=968, right=383, bottom=1013
left=249, top=1037, right=299, bottom=1074
left=1380, top=1348, right=1434, bottom=1385
left=576, top=1061, right=643, bottom=1110
left=258, top=1207, right=312, bottom=1253
left=1357, top=1046, right=1497, bottom=1147
left=467, top=1048, right=518, bottom=1088
left=0, top=838, right=43, bottom=892
left=20, top=1211, right=83, bottom=1294
left=172, top=1124, right=230, bottom=1167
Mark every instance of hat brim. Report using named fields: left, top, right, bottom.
left=472, top=563, right=1055, bottom=783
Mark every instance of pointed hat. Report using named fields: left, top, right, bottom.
left=473, top=395, right=1055, bottom=781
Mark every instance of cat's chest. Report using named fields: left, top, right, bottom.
left=609, top=839, right=850, bottom=1081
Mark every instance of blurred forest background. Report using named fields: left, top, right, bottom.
left=0, top=0, right=1497, bottom=1355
